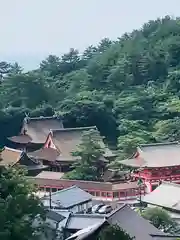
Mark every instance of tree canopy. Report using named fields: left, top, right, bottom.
left=0, top=166, right=46, bottom=240
left=97, top=224, right=134, bottom=240
left=1, top=16, right=180, bottom=160
left=65, top=129, right=105, bottom=181
left=141, top=207, right=180, bottom=234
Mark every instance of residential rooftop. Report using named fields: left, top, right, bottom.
left=142, top=181, right=180, bottom=211
left=42, top=186, right=92, bottom=209
left=63, top=204, right=176, bottom=240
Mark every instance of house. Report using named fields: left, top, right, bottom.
left=142, top=181, right=180, bottom=224
left=8, top=116, right=64, bottom=151
left=0, top=146, right=47, bottom=176
left=120, top=142, right=180, bottom=192
left=41, top=186, right=93, bottom=213
left=56, top=204, right=179, bottom=240
left=28, top=126, right=115, bottom=172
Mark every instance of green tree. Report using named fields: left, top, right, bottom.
left=142, top=207, right=179, bottom=234
left=97, top=224, right=134, bottom=240
left=65, top=129, right=105, bottom=181
left=0, top=166, right=46, bottom=240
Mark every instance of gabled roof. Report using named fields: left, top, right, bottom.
left=107, top=204, right=168, bottom=240
left=66, top=214, right=105, bottom=230
left=65, top=205, right=175, bottom=240
left=9, top=116, right=64, bottom=144
left=142, top=182, right=180, bottom=211
left=0, top=147, right=22, bottom=166
left=120, top=142, right=180, bottom=168
left=28, top=126, right=114, bottom=162
left=0, top=147, right=47, bottom=171
left=50, top=127, right=96, bottom=161
left=66, top=221, right=106, bottom=240
left=28, top=147, right=60, bottom=162
left=42, top=186, right=92, bottom=209
left=50, top=126, right=114, bottom=161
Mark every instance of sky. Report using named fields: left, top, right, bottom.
left=0, top=0, right=180, bottom=70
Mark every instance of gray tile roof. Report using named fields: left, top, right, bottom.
left=120, top=142, right=180, bottom=168
left=46, top=210, right=66, bottom=222
left=65, top=205, right=177, bottom=240
left=42, top=186, right=92, bottom=209
left=66, top=214, right=105, bottom=230
left=142, top=182, right=180, bottom=211
left=107, top=205, right=168, bottom=240
left=66, top=221, right=106, bottom=240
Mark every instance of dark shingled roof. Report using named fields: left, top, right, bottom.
left=0, top=147, right=22, bottom=166
left=107, top=205, right=167, bottom=240
left=65, top=205, right=177, bottom=240
left=9, top=116, right=64, bottom=144
left=46, top=210, right=66, bottom=222
left=66, top=214, right=105, bottom=230
left=28, top=126, right=114, bottom=162
left=42, top=186, right=92, bottom=209
left=28, top=148, right=60, bottom=162
left=120, top=142, right=180, bottom=168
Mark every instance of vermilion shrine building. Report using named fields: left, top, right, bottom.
left=120, top=142, right=180, bottom=192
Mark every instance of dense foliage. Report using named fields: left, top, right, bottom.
left=0, top=166, right=46, bottom=240
left=142, top=207, right=180, bottom=234
left=65, top=129, right=105, bottom=181
left=1, top=16, right=180, bottom=160
left=97, top=224, right=134, bottom=240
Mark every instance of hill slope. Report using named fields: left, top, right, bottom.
left=1, top=16, right=180, bottom=160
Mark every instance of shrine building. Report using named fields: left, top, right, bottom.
left=120, top=142, right=180, bottom=192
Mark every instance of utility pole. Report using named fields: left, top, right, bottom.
left=137, top=178, right=143, bottom=214
left=49, top=188, right=52, bottom=209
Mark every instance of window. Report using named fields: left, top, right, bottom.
left=89, top=191, right=95, bottom=196
left=113, top=192, right=119, bottom=198
left=45, top=187, right=50, bottom=192
left=95, top=191, right=100, bottom=197
left=51, top=188, right=57, bottom=192
left=120, top=192, right=125, bottom=197
left=107, top=192, right=112, bottom=197
left=101, top=192, right=107, bottom=197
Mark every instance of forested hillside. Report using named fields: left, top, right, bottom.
left=1, top=16, right=180, bottom=161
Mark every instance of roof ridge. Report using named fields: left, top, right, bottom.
left=140, top=141, right=179, bottom=148
left=50, top=126, right=96, bottom=133
left=26, top=116, right=62, bottom=121
left=161, top=181, right=180, bottom=188
left=50, top=185, right=78, bottom=196
left=72, top=213, right=105, bottom=218
left=105, top=204, right=127, bottom=219
left=4, top=146, right=22, bottom=153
